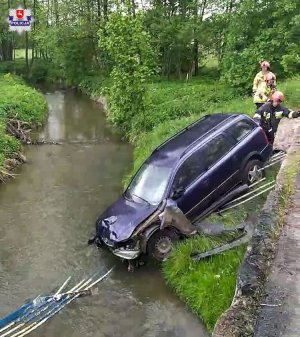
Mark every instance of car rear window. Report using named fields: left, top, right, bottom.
left=226, top=120, right=254, bottom=142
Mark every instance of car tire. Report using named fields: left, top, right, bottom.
left=242, top=159, right=264, bottom=185
left=147, top=229, right=179, bottom=262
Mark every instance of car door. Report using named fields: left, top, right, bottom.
left=171, top=134, right=239, bottom=219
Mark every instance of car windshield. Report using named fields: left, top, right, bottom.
left=126, top=162, right=172, bottom=205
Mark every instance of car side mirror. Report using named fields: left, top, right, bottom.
left=171, top=187, right=185, bottom=200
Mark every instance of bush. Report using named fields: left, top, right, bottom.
left=79, top=75, right=111, bottom=98
left=0, top=60, right=27, bottom=76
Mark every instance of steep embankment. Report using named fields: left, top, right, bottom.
left=81, top=74, right=299, bottom=332
left=213, top=119, right=300, bottom=337
left=0, top=74, right=47, bottom=180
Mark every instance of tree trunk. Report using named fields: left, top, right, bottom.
left=30, top=0, right=37, bottom=66
left=24, top=0, right=29, bottom=73
left=6, top=0, right=13, bottom=61
left=193, top=39, right=199, bottom=76
left=103, top=0, right=108, bottom=22
left=54, top=0, right=59, bottom=26
left=97, top=0, right=101, bottom=20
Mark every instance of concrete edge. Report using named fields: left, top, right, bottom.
left=212, top=121, right=300, bottom=337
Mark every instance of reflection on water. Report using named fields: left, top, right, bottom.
left=0, top=89, right=208, bottom=337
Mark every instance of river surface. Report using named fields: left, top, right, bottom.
left=0, top=89, right=208, bottom=337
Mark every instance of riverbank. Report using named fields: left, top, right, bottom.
left=160, top=78, right=299, bottom=332
left=213, top=120, right=300, bottom=336
left=83, top=75, right=299, bottom=332
left=0, top=73, right=47, bottom=180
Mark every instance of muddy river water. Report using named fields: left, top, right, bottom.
left=0, top=89, right=208, bottom=337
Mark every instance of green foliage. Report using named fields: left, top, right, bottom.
left=124, top=76, right=298, bottom=186
left=98, top=8, right=157, bottom=134
left=29, top=60, right=63, bottom=84
left=282, top=15, right=300, bottom=75
left=33, top=25, right=95, bottom=85
left=128, top=79, right=236, bottom=137
left=0, top=60, right=27, bottom=76
left=79, top=75, right=111, bottom=98
left=221, top=0, right=300, bottom=91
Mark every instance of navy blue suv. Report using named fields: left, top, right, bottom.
left=91, top=113, right=272, bottom=261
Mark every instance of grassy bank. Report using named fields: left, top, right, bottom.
left=125, top=77, right=299, bottom=183
left=163, top=180, right=274, bottom=332
left=117, top=76, right=298, bottom=331
left=0, top=73, right=47, bottom=175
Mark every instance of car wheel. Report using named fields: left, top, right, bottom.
left=147, top=229, right=179, bottom=262
left=242, top=159, right=264, bottom=185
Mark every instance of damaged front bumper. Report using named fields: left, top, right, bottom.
left=88, top=236, right=142, bottom=260
left=112, top=247, right=141, bottom=260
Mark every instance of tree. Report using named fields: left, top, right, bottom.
left=98, top=2, right=157, bottom=136
left=220, top=0, right=300, bottom=92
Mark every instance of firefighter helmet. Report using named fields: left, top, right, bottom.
left=271, top=91, right=284, bottom=102
left=261, top=60, right=270, bottom=68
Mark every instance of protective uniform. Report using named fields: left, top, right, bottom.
left=252, top=71, right=267, bottom=93
left=253, top=85, right=274, bottom=106
left=253, top=101, right=300, bottom=144
left=252, top=71, right=276, bottom=108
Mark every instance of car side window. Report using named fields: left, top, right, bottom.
left=173, top=148, right=206, bottom=189
left=226, top=120, right=254, bottom=142
left=203, top=135, right=233, bottom=169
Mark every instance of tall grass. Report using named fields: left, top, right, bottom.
left=163, top=167, right=279, bottom=332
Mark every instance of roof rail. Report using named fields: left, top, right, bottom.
left=151, top=115, right=209, bottom=155
left=179, top=114, right=236, bottom=158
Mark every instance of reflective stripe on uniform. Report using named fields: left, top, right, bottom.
left=289, top=110, right=295, bottom=118
left=253, top=113, right=261, bottom=119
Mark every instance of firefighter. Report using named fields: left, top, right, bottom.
left=253, top=72, right=277, bottom=109
left=253, top=91, right=300, bottom=145
left=253, top=61, right=273, bottom=92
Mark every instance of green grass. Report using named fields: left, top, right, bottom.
left=163, top=236, right=246, bottom=331
left=163, top=168, right=278, bottom=332
left=0, top=73, right=47, bottom=169
left=123, top=76, right=299, bottom=186
left=14, top=49, right=32, bottom=59
left=118, top=76, right=299, bottom=331
left=0, top=73, right=47, bottom=124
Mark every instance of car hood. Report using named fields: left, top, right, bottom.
left=96, top=196, right=158, bottom=244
